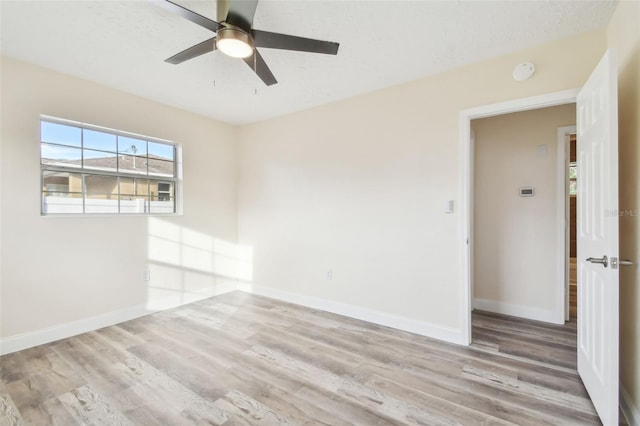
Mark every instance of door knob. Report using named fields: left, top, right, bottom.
left=586, top=255, right=608, bottom=268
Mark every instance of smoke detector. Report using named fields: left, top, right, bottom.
left=513, top=62, right=535, bottom=81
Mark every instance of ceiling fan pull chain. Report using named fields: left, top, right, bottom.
left=213, top=38, right=217, bottom=87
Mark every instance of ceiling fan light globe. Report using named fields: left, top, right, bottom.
left=217, top=28, right=254, bottom=58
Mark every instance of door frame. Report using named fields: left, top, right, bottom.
left=458, top=88, right=580, bottom=345
left=557, top=125, right=577, bottom=322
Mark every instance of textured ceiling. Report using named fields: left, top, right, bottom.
left=1, top=1, right=616, bottom=124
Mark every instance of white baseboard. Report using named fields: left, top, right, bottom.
left=238, top=284, right=465, bottom=345
left=0, top=282, right=237, bottom=356
left=473, top=298, right=562, bottom=324
left=621, top=385, right=640, bottom=426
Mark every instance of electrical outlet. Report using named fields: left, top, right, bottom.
left=142, top=268, right=150, bottom=282
left=327, top=269, right=333, bottom=280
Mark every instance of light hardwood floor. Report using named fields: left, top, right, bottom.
left=1, top=291, right=604, bottom=425
left=472, top=310, right=578, bottom=371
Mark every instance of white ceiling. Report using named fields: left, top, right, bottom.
left=1, top=0, right=616, bottom=125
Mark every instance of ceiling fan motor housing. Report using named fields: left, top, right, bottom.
left=217, top=26, right=254, bottom=58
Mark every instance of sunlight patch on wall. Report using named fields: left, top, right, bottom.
left=146, top=217, right=253, bottom=310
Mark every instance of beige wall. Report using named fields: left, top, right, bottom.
left=472, top=104, right=576, bottom=321
left=237, top=30, right=607, bottom=338
left=1, top=9, right=636, bottom=417
left=0, top=57, right=238, bottom=338
left=607, top=0, right=640, bottom=420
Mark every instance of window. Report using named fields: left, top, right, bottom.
left=41, top=117, right=178, bottom=215
left=157, top=182, right=172, bottom=201
left=569, top=162, right=577, bottom=196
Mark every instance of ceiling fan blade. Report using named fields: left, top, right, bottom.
left=165, top=37, right=216, bottom=64
left=252, top=30, right=339, bottom=55
left=226, top=0, right=259, bottom=30
left=149, top=0, right=221, bottom=33
left=243, top=50, right=277, bottom=86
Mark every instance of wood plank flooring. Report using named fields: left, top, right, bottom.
left=472, top=310, right=578, bottom=371
left=1, top=291, right=604, bottom=425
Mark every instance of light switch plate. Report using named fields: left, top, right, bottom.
left=444, top=200, right=454, bottom=213
left=536, top=144, right=548, bottom=157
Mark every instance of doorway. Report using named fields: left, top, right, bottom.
left=566, top=132, right=578, bottom=322
left=458, top=88, right=579, bottom=345
left=471, top=105, right=575, bottom=326
left=468, top=104, right=578, bottom=369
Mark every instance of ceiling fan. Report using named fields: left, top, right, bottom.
left=150, top=0, right=340, bottom=86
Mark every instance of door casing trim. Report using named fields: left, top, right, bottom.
left=458, top=88, right=580, bottom=345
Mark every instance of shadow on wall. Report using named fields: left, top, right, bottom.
left=145, top=217, right=253, bottom=310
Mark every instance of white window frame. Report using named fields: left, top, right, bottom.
left=40, top=115, right=182, bottom=216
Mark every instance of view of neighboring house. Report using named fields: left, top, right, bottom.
left=40, top=120, right=176, bottom=214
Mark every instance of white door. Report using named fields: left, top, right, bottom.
left=576, top=49, right=619, bottom=426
